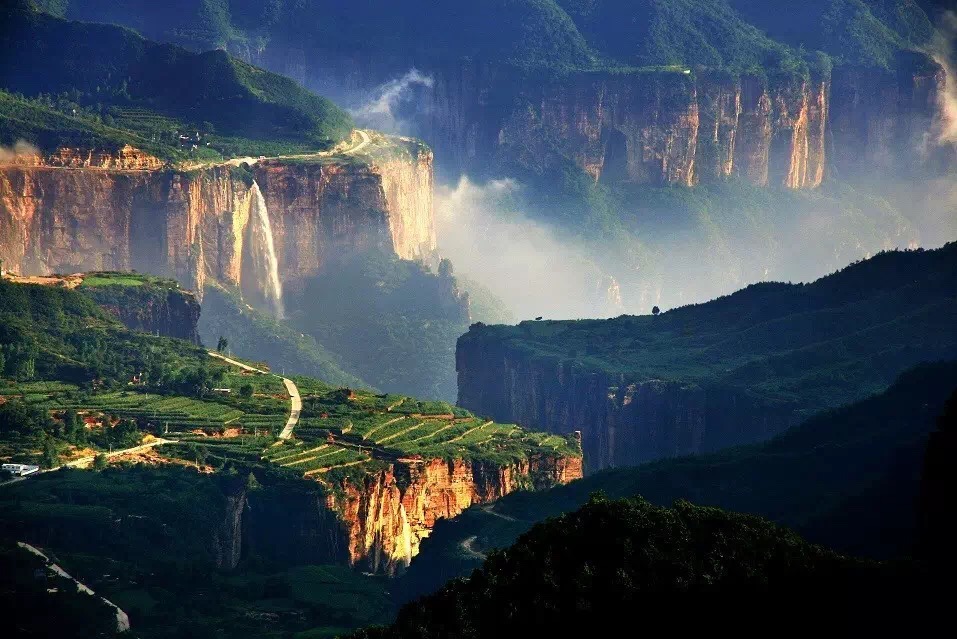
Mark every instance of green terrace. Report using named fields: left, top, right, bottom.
left=0, top=374, right=288, bottom=436
left=261, top=386, right=580, bottom=481
left=77, top=272, right=181, bottom=289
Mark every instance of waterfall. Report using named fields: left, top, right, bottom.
left=246, top=181, right=284, bottom=317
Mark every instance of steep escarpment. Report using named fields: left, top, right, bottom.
left=78, top=275, right=202, bottom=344
left=210, top=52, right=943, bottom=189
left=325, top=454, right=581, bottom=573
left=420, top=63, right=835, bottom=189
left=458, top=244, right=957, bottom=471
left=0, top=136, right=436, bottom=297
left=456, top=339, right=792, bottom=470
left=829, top=51, right=947, bottom=180
left=213, top=453, right=582, bottom=575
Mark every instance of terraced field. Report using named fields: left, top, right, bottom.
left=263, top=386, right=580, bottom=480
left=4, top=381, right=288, bottom=435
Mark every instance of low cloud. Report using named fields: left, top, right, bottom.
left=435, top=177, right=623, bottom=321
left=351, top=69, right=433, bottom=133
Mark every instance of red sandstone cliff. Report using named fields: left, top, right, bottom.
left=325, top=454, right=582, bottom=573
left=0, top=137, right=436, bottom=297
left=227, top=450, right=583, bottom=574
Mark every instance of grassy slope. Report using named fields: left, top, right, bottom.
left=267, top=385, right=579, bottom=484
left=729, top=0, right=935, bottom=68
left=0, top=275, right=579, bottom=638
left=401, top=360, right=957, bottom=598
left=461, top=243, right=957, bottom=409
left=0, top=1, right=353, bottom=159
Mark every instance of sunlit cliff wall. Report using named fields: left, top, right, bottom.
left=0, top=141, right=436, bottom=296
left=226, top=452, right=582, bottom=574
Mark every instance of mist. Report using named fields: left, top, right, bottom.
left=435, top=177, right=624, bottom=321
left=350, top=69, right=433, bottom=133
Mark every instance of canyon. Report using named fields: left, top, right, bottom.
left=0, top=134, right=436, bottom=299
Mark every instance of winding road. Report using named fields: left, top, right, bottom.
left=208, top=351, right=300, bottom=440
left=0, top=438, right=175, bottom=487
left=459, top=535, right=487, bottom=561
left=205, top=128, right=372, bottom=169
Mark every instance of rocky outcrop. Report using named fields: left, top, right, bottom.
left=327, top=454, right=582, bottom=573
left=0, top=139, right=437, bottom=298
left=429, top=65, right=833, bottom=189
left=0, top=144, right=166, bottom=171
left=455, top=339, right=792, bottom=472
left=829, top=51, right=947, bottom=180
left=220, top=452, right=582, bottom=574
left=81, top=281, right=202, bottom=344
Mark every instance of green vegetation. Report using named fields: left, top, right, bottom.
left=50, top=0, right=937, bottom=73
left=0, top=90, right=183, bottom=160
left=261, top=384, right=578, bottom=484
left=462, top=243, right=957, bottom=410
left=354, top=495, right=918, bottom=637
left=287, top=250, right=472, bottom=401
left=78, top=272, right=176, bottom=288
left=729, top=0, right=935, bottom=68
left=0, top=276, right=203, bottom=385
left=0, top=277, right=289, bottom=465
left=198, top=282, right=369, bottom=391
left=0, top=1, right=353, bottom=160
left=400, top=361, right=957, bottom=598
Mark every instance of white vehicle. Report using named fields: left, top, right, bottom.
left=2, top=463, right=40, bottom=477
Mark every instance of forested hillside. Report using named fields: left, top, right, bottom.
left=1, top=0, right=352, bottom=159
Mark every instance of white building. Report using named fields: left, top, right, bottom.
left=2, top=463, right=40, bottom=476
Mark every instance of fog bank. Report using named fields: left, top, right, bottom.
left=435, top=177, right=623, bottom=321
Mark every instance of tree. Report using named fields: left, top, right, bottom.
left=239, top=383, right=254, bottom=398
left=438, top=258, right=454, bottom=278
left=216, top=336, right=229, bottom=353
left=93, top=454, right=108, bottom=470
left=41, top=438, right=58, bottom=468
left=652, top=306, right=660, bottom=316
left=62, top=409, right=80, bottom=442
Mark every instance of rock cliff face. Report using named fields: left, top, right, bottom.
left=238, top=53, right=944, bottom=188
left=455, top=335, right=793, bottom=473
left=829, top=51, right=947, bottom=180
left=80, top=283, right=202, bottom=344
left=0, top=139, right=436, bottom=298
left=420, top=64, right=829, bottom=189
left=221, top=452, right=582, bottom=574
left=327, top=454, right=582, bottom=573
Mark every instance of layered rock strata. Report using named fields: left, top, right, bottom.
left=0, top=138, right=436, bottom=297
